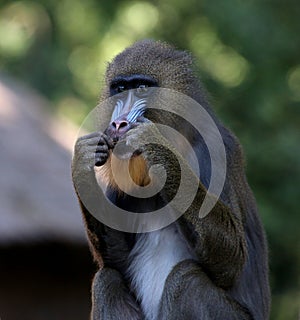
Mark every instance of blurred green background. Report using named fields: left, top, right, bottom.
left=0, top=0, right=299, bottom=319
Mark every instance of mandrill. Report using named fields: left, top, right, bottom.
left=72, top=40, right=270, bottom=320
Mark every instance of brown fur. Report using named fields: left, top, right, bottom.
left=102, top=40, right=205, bottom=103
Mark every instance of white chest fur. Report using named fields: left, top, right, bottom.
left=127, top=224, right=194, bottom=320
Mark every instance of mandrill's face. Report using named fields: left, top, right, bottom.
left=104, top=74, right=158, bottom=143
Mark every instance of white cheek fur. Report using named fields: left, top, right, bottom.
left=127, top=224, right=195, bottom=320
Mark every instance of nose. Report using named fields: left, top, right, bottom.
left=111, top=119, right=129, bottom=131
left=111, top=119, right=130, bottom=133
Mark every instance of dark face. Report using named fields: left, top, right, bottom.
left=105, top=74, right=158, bottom=143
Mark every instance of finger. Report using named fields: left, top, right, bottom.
left=102, top=134, right=114, bottom=149
left=95, top=155, right=108, bottom=167
left=95, top=144, right=109, bottom=153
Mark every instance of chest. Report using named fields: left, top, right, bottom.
left=127, top=224, right=194, bottom=320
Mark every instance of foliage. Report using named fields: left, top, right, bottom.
left=0, top=0, right=299, bottom=318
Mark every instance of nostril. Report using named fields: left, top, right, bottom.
left=119, top=121, right=128, bottom=129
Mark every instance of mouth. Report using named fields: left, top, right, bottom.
left=112, top=140, right=132, bottom=160
left=111, top=139, right=142, bottom=160
left=112, top=137, right=119, bottom=146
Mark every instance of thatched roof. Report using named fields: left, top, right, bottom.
left=0, top=76, right=86, bottom=244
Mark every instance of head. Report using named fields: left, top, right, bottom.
left=102, top=40, right=209, bottom=143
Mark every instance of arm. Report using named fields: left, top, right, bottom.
left=125, top=122, right=247, bottom=288
left=72, top=131, right=143, bottom=320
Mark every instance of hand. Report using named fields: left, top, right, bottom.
left=72, top=132, right=113, bottom=176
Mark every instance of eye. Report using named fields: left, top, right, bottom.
left=136, top=83, right=148, bottom=93
left=117, top=85, right=125, bottom=93
left=138, top=84, right=148, bottom=89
